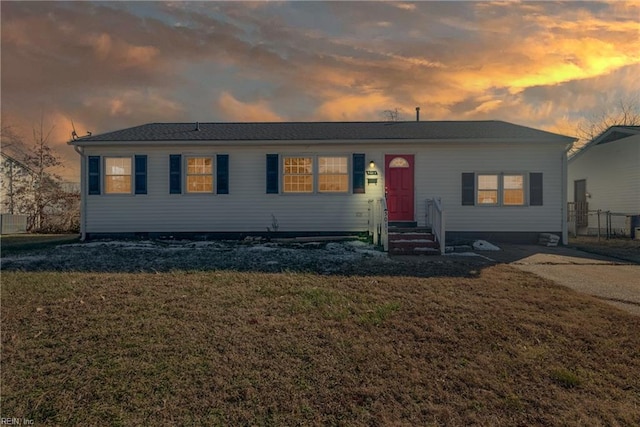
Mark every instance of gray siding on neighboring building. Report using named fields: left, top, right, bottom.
left=568, top=134, right=640, bottom=231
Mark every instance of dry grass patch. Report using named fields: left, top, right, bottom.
left=1, top=234, right=79, bottom=257
left=2, top=265, right=639, bottom=425
left=569, top=236, right=640, bottom=263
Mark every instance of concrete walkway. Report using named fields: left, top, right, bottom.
left=491, top=244, right=640, bottom=316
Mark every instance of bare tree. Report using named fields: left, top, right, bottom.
left=1, top=125, right=22, bottom=150
left=381, top=108, right=403, bottom=122
left=572, top=95, right=640, bottom=154
left=1, top=117, right=79, bottom=232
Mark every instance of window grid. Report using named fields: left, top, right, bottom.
left=186, top=157, right=213, bottom=193
left=319, top=156, right=348, bottom=192
left=283, top=157, right=313, bottom=193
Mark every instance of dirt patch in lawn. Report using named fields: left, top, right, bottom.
left=2, top=266, right=639, bottom=425
left=0, top=238, right=489, bottom=278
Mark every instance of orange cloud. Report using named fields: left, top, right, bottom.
left=393, top=3, right=416, bottom=11
left=217, top=92, right=284, bottom=122
left=89, top=33, right=160, bottom=69
left=314, top=93, right=397, bottom=121
left=83, top=90, right=185, bottom=119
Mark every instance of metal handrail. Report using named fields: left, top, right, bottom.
left=426, top=198, right=446, bottom=255
left=367, top=198, right=389, bottom=251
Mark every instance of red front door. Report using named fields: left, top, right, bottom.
left=385, top=154, right=414, bottom=221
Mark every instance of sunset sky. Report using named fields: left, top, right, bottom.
left=2, top=1, right=639, bottom=180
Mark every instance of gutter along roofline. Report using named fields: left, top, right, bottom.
left=68, top=137, right=576, bottom=147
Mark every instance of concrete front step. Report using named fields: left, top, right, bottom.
left=390, top=246, right=441, bottom=255
left=388, top=230, right=440, bottom=256
left=389, top=227, right=433, bottom=233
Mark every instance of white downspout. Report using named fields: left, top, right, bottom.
left=73, top=145, right=87, bottom=241
left=561, top=143, right=572, bottom=245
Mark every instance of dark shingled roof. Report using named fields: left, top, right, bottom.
left=593, top=126, right=640, bottom=145
left=70, top=121, right=575, bottom=144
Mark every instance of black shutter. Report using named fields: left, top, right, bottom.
left=217, top=154, right=229, bottom=194
left=88, top=156, right=100, bottom=195
left=134, top=155, right=147, bottom=195
left=530, top=173, right=543, bottom=206
left=353, top=153, right=365, bottom=194
left=169, top=154, right=182, bottom=194
left=266, top=154, right=279, bottom=194
left=462, top=173, right=475, bottom=206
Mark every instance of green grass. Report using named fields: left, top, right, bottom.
left=550, top=368, right=582, bottom=389
left=2, top=266, right=639, bottom=425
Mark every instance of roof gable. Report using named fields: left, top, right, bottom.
left=69, top=120, right=576, bottom=145
left=569, top=125, right=640, bottom=162
left=1, top=152, right=35, bottom=174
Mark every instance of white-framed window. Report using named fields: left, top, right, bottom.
left=105, top=157, right=132, bottom=194
left=186, top=157, right=213, bottom=193
left=477, top=173, right=526, bottom=206
left=318, top=156, right=348, bottom=193
left=283, top=157, right=313, bottom=193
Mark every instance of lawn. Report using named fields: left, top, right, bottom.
left=569, top=236, right=640, bottom=264
left=1, top=234, right=79, bottom=257
left=2, top=266, right=639, bottom=425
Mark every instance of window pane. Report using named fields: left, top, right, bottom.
left=284, top=157, right=312, bottom=174
left=187, top=175, right=213, bottom=192
left=478, top=174, right=498, bottom=190
left=105, top=158, right=132, bottom=194
left=503, top=175, right=524, bottom=205
left=389, top=157, right=410, bottom=168
left=284, top=175, right=313, bottom=193
left=478, top=190, right=498, bottom=204
left=319, top=157, right=347, bottom=174
left=504, top=189, right=524, bottom=205
left=186, top=157, right=213, bottom=193
left=105, top=158, right=131, bottom=176
left=187, top=157, right=212, bottom=175
left=319, top=175, right=348, bottom=192
left=504, top=175, right=523, bottom=189
left=105, top=176, right=131, bottom=193
left=283, top=157, right=313, bottom=193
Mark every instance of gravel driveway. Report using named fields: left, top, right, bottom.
left=494, top=245, right=640, bottom=316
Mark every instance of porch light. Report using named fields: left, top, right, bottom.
left=369, top=160, right=375, bottom=168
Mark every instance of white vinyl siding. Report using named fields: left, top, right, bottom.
left=568, top=134, right=640, bottom=231
left=82, top=140, right=565, bottom=234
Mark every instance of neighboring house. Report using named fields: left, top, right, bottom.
left=68, top=121, right=576, bottom=247
left=0, top=152, right=35, bottom=233
left=0, top=152, right=35, bottom=215
left=567, top=126, right=640, bottom=236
